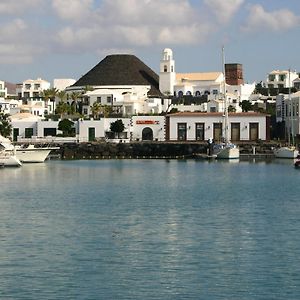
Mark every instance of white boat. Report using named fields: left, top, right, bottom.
left=0, top=135, right=59, bottom=163
left=15, top=144, right=59, bottom=163
left=215, top=143, right=240, bottom=159
left=215, top=47, right=240, bottom=160
left=274, top=146, right=299, bottom=159
left=0, top=137, right=22, bottom=167
left=0, top=150, right=22, bottom=167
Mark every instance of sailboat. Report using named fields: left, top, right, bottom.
left=215, top=47, right=240, bottom=159
left=274, top=70, right=299, bottom=159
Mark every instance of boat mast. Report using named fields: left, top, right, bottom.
left=288, top=69, right=295, bottom=146
left=222, top=46, right=229, bottom=144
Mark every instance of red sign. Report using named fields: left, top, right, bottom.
left=136, top=120, right=159, bottom=125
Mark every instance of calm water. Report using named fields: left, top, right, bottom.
left=1, top=159, right=300, bottom=299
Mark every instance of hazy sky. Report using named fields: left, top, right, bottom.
left=0, top=0, right=299, bottom=84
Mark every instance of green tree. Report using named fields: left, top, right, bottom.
left=110, top=119, right=125, bottom=138
left=56, top=102, right=69, bottom=118
left=58, top=119, right=75, bottom=137
left=240, top=100, right=253, bottom=112
left=0, top=112, right=12, bottom=137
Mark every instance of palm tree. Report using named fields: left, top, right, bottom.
left=56, top=101, right=69, bottom=118
left=57, top=90, right=67, bottom=103
left=41, top=87, right=58, bottom=114
left=90, top=102, right=102, bottom=119
left=70, top=91, right=82, bottom=114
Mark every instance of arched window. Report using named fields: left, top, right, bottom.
left=186, top=91, right=192, bottom=96
left=171, top=66, right=174, bottom=72
left=178, top=91, right=183, bottom=97
left=164, top=65, right=167, bottom=72
left=195, top=91, right=201, bottom=96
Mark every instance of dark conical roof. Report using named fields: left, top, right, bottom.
left=72, top=54, right=162, bottom=97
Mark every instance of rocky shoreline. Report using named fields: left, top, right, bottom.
left=58, top=141, right=280, bottom=160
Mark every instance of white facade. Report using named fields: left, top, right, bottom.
left=131, top=116, right=165, bottom=141
left=16, top=78, right=50, bottom=99
left=276, top=91, right=300, bottom=136
left=267, top=70, right=298, bottom=88
left=54, top=79, right=76, bottom=91
left=167, top=112, right=268, bottom=142
left=83, top=86, right=169, bottom=116
left=0, top=80, right=7, bottom=99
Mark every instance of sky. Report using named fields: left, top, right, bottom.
left=0, top=0, right=300, bottom=85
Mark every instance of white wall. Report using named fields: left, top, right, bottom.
left=168, top=113, right=268, bottom=141
left=131, top=116, right=165, bottom=141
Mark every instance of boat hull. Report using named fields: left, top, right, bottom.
left=216, top=146, right=240, bottom=159
left=274, top=147, right=299, bottom=159
left=16, top=149, right=52, bottom=163
left=0, top=152, right=22, bottom=167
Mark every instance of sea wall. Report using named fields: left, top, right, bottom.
left=60, top=141, right=278, bottom=160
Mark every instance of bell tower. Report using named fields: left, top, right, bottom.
left=159, top=48, right=176, bottom=96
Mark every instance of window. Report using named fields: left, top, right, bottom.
left=171, top=66, right=174, bottom=72
left=83, top=108, right=88, bottom=114
left=107, top=96, right=112, bottom=103
left=268, top=75, right=275, bottom=81
left=186, top=91, right=192, bottom=96
left=178, top=91, right=183, bottom=97
left=279, top=74, right=286, bottom=81
left=25, top=128, right=34, bottom=138
left=164, top=65, right=167, bottom=72
left=231, top=123, right=240, bottom=141
left=195, top=91, right=201, bottom=96
left=196, top=123, right=204, bottom=141
left=44, top=128, right=56, bottom=136
left=177, top=123, right=187, bottom=141
left=212, top=89, right=218, bottom=95
left=34, top=84, right=40, bottom=89
left=249, top=123, right=259, bottom=141
left=25, top=84, right=31, bottom=89
left=213, top=123, right=222, bottom=142
left=97, top=97, right=101, bottom=103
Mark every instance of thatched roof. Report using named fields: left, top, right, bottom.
left=72, top=54, right=162, bottom=97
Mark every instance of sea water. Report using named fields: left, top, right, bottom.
left=0, top=159, right=300, bottom=299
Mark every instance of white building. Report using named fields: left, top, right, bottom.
left=0, top=80, right=7, bottom=99
left=159, top=48, right=255, bottom=113
left=267, top=70, right=298, bottom=89
left=54, top=79, right=76, bottom=91
left=66, top=54, right=169, bottom=117
left=16, top=78, right=50, bottom=99
left=167, top=112, right=269, bottom=142
left=276, top=91, right=300, bottom=136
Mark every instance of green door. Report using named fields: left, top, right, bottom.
left=88, top=127, right=95, bottom=141
left=13, top=128, right=19, bottom=142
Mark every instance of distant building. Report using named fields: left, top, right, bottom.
left=53, top=78, right=76, bottom=91
left=0, top=80, right=7, bottom=99
left=225, top=63, right=244, bottom=85
left=276, top=91, right=300, bottom=136
left=266, top=70, right=298, bottom=89
left=16, top=78, right=50, bottom=99
left=166, top=112, right=270, bottom=142
left=66, top=54, right=168, bottom=116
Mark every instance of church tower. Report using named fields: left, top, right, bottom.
left=159, top=48, right=176, bottom=96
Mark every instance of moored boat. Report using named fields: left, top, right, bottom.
left=274, top=146, right=299, bottom=159
left=15, top=144, right=59, bottom=163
